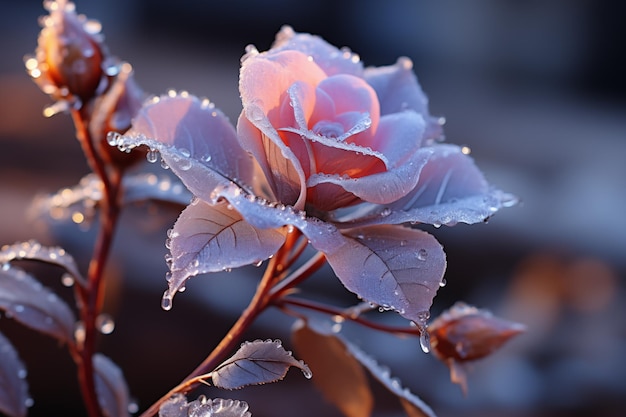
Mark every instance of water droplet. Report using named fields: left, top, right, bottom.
left=61, top=273, right=75, bottom=287
left=177, top=285, right=186, bottom=293
left=419, top=330, right=431, bottom=353
left=161, top=293, right=173, bottom=311
left=14, top=305, right=25, bottom=313
left=146, top=148, right=158, bottom=163
left=96, top=314, right=115, bottom=334
left=106, top=131, right=121, bottom=146
left=380, top=208, right=391, bottom=217
left=75, top=322, right=86, bottom=345
left=301, top=365, right=313, bottom=379
left=439, top=278, right=447, bottom=287
left=417, top=249, right=428, bottom=261
left=25, top=398, right=34, bottom=408
left=179, top=148, right=191, bottom=158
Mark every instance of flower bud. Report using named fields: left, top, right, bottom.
left=26, top=0, right=106, bottom=102
left=428, top=302, right=525, bottom=394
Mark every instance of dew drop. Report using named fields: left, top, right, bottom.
left=301, top=365, right=313, bottom=379
left=61, top=273, right=75, bottom=287
left=75, top=321, right=86, bottom=345
left=177, top=285, right=186, bottom=293
left=14, top=305, right=25, bottom=313
left=25, top=398, right=34, bottom=408
left=161, top=293, right=173, bottom=311
left=146, top=149, right=159, bottom=163
left=380, top=208, right=391, bottom=217
left=417, top=249, right=428, bottom=261
left=96, top=314, right=115, bottom=335
left=419, top=330, right=431, bottom=353
left=179, top=148, right=191, bottom=158
left=128, top=400, right=139, bottom=414
left=439, top=278, right=447, bottom=287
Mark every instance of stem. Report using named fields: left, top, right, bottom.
left=71, top=108, right=123, bottom=417
left=277, top=297, right=423, bottom=337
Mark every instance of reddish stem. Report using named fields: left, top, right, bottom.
left=70, top=107, right=122, bottom=417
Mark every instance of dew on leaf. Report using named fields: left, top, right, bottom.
left=96, top=313, right=115, bottom=335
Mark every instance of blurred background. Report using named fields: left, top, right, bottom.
left=1, top=1, right=625, bottom=416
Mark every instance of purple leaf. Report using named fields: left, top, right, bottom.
left=292, top=320, right=373, bottom=417
left=324, top=225, right=446, bottom=326
left=0, top=266, right=76, bottom=343
left=122, top=173, right=192, bottom=206
left=162, top=199, right=287, bottom=308
left=0, top=331, right=30, bottom=417
left=159, top=394, right=252, bottom=417
left=93, top=354, right=131, bottom=417
left=210, top=339, right=311, bottom=390
left=111, top=94, right=255, bottom=202
left=343, top=338, right=437, bottom=417
left=0, top=240, right=84, bottom=286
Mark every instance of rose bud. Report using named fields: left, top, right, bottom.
left=26, top=0, right=106, bottom=103
left=89, top=62, right=146, bottom=168
left=429, top=302, right=525, bottom=393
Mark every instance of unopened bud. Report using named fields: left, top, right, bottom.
left=27, top=0, right=106, bottom=102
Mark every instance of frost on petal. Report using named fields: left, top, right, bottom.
left=210, top=339, right=311, bottom=390
left=270, top=26, right=364, bottom=77
left=93, top=354, right=131, bottom=417
left=163, top=199, right=287, bottom=305
left=113, top=94, right=255, bottom=200
left=308, top=147, right=433, bottom=206
left=364, top=57, right=442, bottom=141
left=323, top=225, right=446, bottom=324
left=0, top=331, right=29, bottom=417
left=292, top=320, right=373, bottom=417
left=159, top=394, right=252, bottom=417
left=349, top=144, right=517, bottom=227
left=0, top=266, right=76, bottom=344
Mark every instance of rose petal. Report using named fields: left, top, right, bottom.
left=270, top=26, right=364, bottom=77
left=364, top=57, right=443, bottom=141
left=344, top=145, right=518, bottom=227
left=307, top=147, right=433, bottom=205
left=115, top=94, right=255, bottom=196
left=369, top=111, right=425, bottom=167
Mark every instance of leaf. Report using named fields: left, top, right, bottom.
left=121, top=173, right=192, bottom=206
left=343, top=339, right=437, bottom=417
left=93, top=354, right=131, bottom=417
left=159, top=394, right=252, bottom=417
left=0, top=240, right=85, bottom=286
left=0, top=266, right=76, bottom=343
left=324, top=225, right=446, bottom=325
left=161, top=200, right=286, bottom=308
left=0, top=331, right=30, bottom=417
left=111, top=94, right=255, bottom=204
left=210, top=339, right=311, bottom=390
left=292, top=320, right=373, bottom=417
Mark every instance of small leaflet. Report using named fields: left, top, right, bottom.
left=159, top=394, right=252, bottom=417
left=343, top=337, right=437, bottom=417
left=0, top=331, right=30, bottom=417
left=93, top=354, right=131, bottom=417
left=0, top=240, right=85, bottom=286
left=291, top=320, right=373, bottom=417
left=0, top=266, right=76, bottom=343
left=210, top=339, right=311, bottom=390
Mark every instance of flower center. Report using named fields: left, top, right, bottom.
left=311, top=120, right=345, bottom=140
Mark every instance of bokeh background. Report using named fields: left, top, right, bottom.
left=1, top=1, right=625, bottom=416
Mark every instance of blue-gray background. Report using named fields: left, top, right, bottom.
left=1, top=1, right=625, bottom=416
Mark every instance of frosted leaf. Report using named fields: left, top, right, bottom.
left=30, top=173, right=102, bottom=225
left=122, top=173, right=192, bottom=206
left=0, top=266, right=76, bottom=343
left=0, top=240, right=85, bottom=286
left=324, top=225, right=445, bottom=324
left=210, top=339, right=311, bottom=390
left=291, top=320, right=373, bottom=417
left=0, top=331, right=30, bottom=417
left=343, top=338, right=437, bottom=417
left=93, top=354, right=131, bottom=417
left=162, top=200, right=286, bottom=306
left=159, top=394, right=251, bottom=417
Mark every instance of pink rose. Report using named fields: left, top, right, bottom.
left=115, top=27, right=514, bottom=324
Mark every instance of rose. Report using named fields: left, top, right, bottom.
left=237, top=26, right=443, bottom=214
left=116, top=27, right=514, bottom=324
